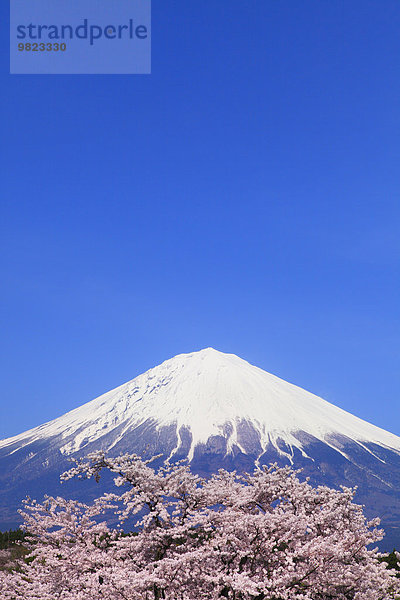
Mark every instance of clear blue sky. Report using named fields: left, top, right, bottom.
left=1, top=1, right=399, bottom=440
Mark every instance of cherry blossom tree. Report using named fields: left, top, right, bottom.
left=0, top=451, right=399, bottom=599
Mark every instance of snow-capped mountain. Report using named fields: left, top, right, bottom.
left=1, top=348, right=400, bottom=548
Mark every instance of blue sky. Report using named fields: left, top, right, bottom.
left=1, top=0, right=399, bottom=439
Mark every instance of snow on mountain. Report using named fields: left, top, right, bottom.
left=1, top=348, right=400, bottom=547
left=1, top=348, right=399, bottom=463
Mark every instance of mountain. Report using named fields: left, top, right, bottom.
left=1, top=348, right=400, bottom=549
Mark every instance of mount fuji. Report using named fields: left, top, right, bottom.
left=1, top=348, right=400, bottom=549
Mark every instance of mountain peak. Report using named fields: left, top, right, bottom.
left=2, top=349, right=400, bottom=462
left=164, top=347, right=241, bottom=363
left=1, top=349, right=400, bottom=544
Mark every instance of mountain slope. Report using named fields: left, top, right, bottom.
left=2, top=347, right=399, bottom=462
left=1, top=348, right=400, bottom=548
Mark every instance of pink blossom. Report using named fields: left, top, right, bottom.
left=1, top=452, right=398, bottom=599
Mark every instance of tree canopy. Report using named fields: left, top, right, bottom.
left=0, top=452, right=399, bottom=599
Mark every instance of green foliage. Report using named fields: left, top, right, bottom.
left=0, top=530, right=29, bottom=574
left=0, top=530, right=25, bottom=550
left=379, top=550, right=400, bottom=576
